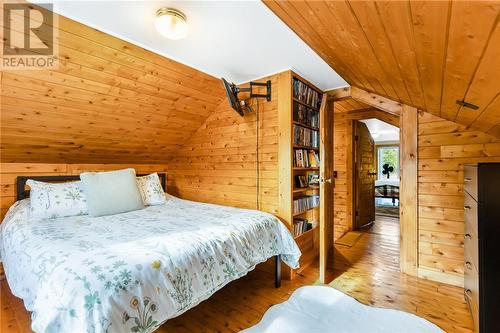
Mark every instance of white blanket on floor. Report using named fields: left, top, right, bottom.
left=242, top=286, right=444, bottom=333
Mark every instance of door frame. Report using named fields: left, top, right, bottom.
left=349, top=116, right=400, bottom=231
left=324, top=87, right=418, bottom=277
left=319, top=94, right=335, bottom=283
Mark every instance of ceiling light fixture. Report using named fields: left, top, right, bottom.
left=154, top=8, right=188, bottom=40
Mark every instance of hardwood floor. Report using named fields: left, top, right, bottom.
left=1, top=215, right=473, bottom=332
left=330, top=215, right=473, bottom=333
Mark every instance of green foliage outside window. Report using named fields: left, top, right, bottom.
left=378, top=146, right=399, bottom=180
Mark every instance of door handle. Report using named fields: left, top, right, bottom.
left=321, top=178, right=333, bottom=184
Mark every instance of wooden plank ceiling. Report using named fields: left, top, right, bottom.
left=334, top=98, right=371, bottom=113
left=1, top=10, right=224, bottom=163
left=264, top=0, right=500, bottom=137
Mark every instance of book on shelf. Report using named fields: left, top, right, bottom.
left=308, top=150, right=319, bottom=167
left=293, top=195, right=320, bottom=214
left=292, top=218, right=313, bottom=237
left=293, top=149, right=320, bottom=168
left=307, top=172, right=320, bottom=186
left=293, top=124, right=319, bottom=148
left=294, top=175, right=308, bottom=188
left=293, top=103, right=320, bottom=128
left=293, top=78, right=322, bottom=109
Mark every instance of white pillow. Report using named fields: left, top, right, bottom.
left=27, top=180, right=88, bottom=219
left=136, top=173, right=166, bottom=206
left=80, top=168, right=144, bottom=217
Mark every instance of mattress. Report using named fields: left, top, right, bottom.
left=0, top=195, right=300, bottom=333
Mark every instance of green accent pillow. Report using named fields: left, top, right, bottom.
left=80, top=168, right=144, bottom=217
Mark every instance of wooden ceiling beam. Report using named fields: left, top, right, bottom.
left=327, top=86, right=403, bottom=116
left=351, top=86, right=403, bottom=116
left=326, top=86, right=351, bottom=101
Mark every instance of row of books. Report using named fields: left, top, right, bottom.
left=293, top=195, right=320, bottom=214
left=293, top=78, right=322, bottom=109
left=293, top=125, right=320, bottom=148
left=293, top=103, right=320, bottom=128
left=294, top=149, right=320, bottom=168
left=292, top=218, right=313, bottom=237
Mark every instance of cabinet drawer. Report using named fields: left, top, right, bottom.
left=464, top=192, right=478, bottom=236
left=464, top=165, right=478, bottom=201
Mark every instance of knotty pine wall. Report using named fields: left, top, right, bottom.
left=332, top=111, right=353, bottom=240
left=417, top=112, right=500, bottom=285
left=0, top=163, right=168, bottom=219
left=167, top=75, right=280, bottom=215
left=1, top=9, right=223, bottom=163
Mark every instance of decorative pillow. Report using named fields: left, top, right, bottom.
left=136, top=173, right=166, bottom=206
left=27, top=180, right=88, bottom=219
left=80, top=168, right=145, bottom=217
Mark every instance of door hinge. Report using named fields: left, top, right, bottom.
left=355, top=210, right=359, bottom=216
left=354, top=135, right=359, bottom=141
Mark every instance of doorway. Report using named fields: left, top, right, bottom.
left=352, top=119, right=400, bottom=239
left=322, top=95, right=418, bottom=281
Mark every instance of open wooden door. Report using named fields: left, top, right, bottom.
left=319, top=95, right=334, bottom=283
left=353, top=121, right=376, bottom=229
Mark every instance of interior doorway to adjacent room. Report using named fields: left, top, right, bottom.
left=353, top=119, right=400, bottom=234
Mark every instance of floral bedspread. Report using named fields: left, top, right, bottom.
left=0, top=195, right=300, bottom=333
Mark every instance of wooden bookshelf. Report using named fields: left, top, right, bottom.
left=278, top=71, right=323, bottom=279
left=294, top=225, right=318, bottom=240
left=293, top=205, right=320, bottom=217
left=293, top=121, right=319, bottom=131
left=293, top=145, right=319, bottom=150
left=292, top=186, right=319, bottom=194
left=293, top=97, right=320, bottom=111
left=292, top=167, right=320, bottom=171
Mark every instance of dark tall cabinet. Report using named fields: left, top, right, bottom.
left=464, top=163, right=500, bottom=332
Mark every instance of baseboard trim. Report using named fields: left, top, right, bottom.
left=417, top=267, right=464, bottom=288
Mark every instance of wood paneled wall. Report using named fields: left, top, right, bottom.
left=333, top=109, right=353, bottom=240
left=1, top=9, right=223, bottom=163
left=417, top=112, right=500, bottom=285
left=0, top=163, right=168, bottom=219
left=166, top=75, right=280, bottom=215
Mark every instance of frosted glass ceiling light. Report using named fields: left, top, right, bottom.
left=154, top=8, right=188, bottom=40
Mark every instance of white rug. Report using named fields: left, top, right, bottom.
left=241, top=286, right=444, bottom=333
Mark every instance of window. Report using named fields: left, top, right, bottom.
left=377, top=146, right=399, bottom=180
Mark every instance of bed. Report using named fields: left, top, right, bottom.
left=374, top=179, right=399, bottom=205
left=0, top=175, right=301, bottom=333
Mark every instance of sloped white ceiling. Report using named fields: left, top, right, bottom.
left=360, top=119, right=400, bottom=143
left=34, top=0, right=347, bottom=90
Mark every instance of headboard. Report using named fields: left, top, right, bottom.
left=16, top=173, right=167, bottom=201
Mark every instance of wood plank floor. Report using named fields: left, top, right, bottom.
left=1, top=215, right=473, bottom=332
